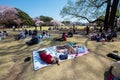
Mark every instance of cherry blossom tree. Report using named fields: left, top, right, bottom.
left=0, top=5, right=18, bottom=27
left=50, top=20, right=64, bottom=26
left=35, top=20, right=44, bottom=30
left=0, top=5, right=34, bottom=28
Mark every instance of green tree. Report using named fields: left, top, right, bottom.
left=40, top=15, right=53, bottom=22
left=96, top=15, right=104, bottom=26
left=16, top=8, right=34, bottom=26
left=116, top=10, right=120, bottom=18
left=62, top=21, right=71, bottom=25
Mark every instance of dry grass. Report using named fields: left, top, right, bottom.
left=0, top=29, right=119, bottom=80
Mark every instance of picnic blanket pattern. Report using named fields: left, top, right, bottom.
left=33, top=46, right=89, bottom=70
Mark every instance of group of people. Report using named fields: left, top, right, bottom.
left=26, top=33, right=40, bottom=46
left=41, top=30, right=50, bottom=38
left=13, top=29, right=51, bottom=45
left=37, top=44, right=79, bottom=65
left=91, top=30, right=117, bottom=42
left=26, top=30, right=51, bottom=46
left=14, top=29, right=38, bottom=40
left=0, top=30, right=9, bottom=40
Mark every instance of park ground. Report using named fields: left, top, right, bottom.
left=0, top=26, right=120, bottom=80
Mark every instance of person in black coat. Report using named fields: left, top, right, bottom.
left=86, top=26, right=89, bottom=35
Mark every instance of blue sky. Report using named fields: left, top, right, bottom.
left=0, top=0, right=69, bottom=21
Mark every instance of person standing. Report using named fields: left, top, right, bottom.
left=86, top=26, right=90, bottom=35
left=12, top=26, right=16, bottom=31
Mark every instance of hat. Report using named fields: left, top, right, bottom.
left=37, top=48, right=46, bottom=54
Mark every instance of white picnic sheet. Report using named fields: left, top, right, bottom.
left=33, top=46, right=89, bottom=70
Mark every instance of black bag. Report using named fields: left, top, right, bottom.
left=59, top=53, right=68, bottom=60
left=107, top=53, right=120, bottom=61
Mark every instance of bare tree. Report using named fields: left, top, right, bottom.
left=60, top=0, right=120, bottom=31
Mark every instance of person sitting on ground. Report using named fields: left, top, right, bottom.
left=95, top=33, right=105, bottom=42
left=0, top=31, right=3, bottom=37
left=111, top=61, right=120, bottom=79
left=100, top=31, right=107, bottom=39
left=46, top=31, right=50, bottom=36
left=4, top=30, right=8, bottom=36
left=28, top=30, right=32, bottom=36
left=14, top=31, right=25, bottom=40
left=98, top=31, right=107, bottom=42
left=73, top=28, right=76, bottom=34
left=19, top=31, right=25, bottom=39
left=111, top=31, right=117, bottom=38
left=48, top=27, right=52, bottom=30
left=26, top=34, right=39, bottom=45
left=41, top=30, right=46, bottom=38
left=67, top=30, right=73, bottom=37
left=62, top=33, right=67, bottom=41
left=106, top=32, right=113, bottom=42
left=107, top=27, right=112, bottom=33
left=24, top=29, right=28, bottom=37
left=44, top=31, right=50, bottom=38
left=91, top=32, right=101, bottom=42
left=38, top=50, right=60, bottom=65
left=33, top=29, right=38, bottom=35
left=0, top=31, right=3, bottom=40
left=54, top=33, right=67, bottom=41
left=91, top=32, right=98, bottom=40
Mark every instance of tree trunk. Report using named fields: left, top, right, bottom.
left=109, top=0, right=119, bottom=30
left=35, top=26, right=37, bottom=30
left=40, top=26, right=42, bottom=30
left=104, top=0, right=111, bottom=31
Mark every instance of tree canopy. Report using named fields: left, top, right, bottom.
left=34, top=15, right=53, bottom=26
left=50, top=20, right=64, bottom=26
left=0, top=5, right=18, bottom=27
left=0, top=5, right=34, bottom=28
left=15, top=8, right=34, bottom=26
left=60, top=0, right=120, bottom=31
left=40, top=15, right=53, bottom=22
left=60, top=0, right=107, bottom=22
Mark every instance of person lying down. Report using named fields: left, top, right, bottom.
left=37, top=45, right=87, bottom=65
left=56, top=45, right=78, bottom=56
left=56, top=44, right=88, bottom=56
left=37, top=50, right=60, bottom=65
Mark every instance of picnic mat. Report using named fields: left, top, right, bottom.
left=33, top=46, right=89, bottom=70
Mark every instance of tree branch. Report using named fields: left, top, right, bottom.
left=71, top=13, right=104, bottom=23
left=96, top=1, right=108, bottom=8
left=91, top=18, right=104, bottom=23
